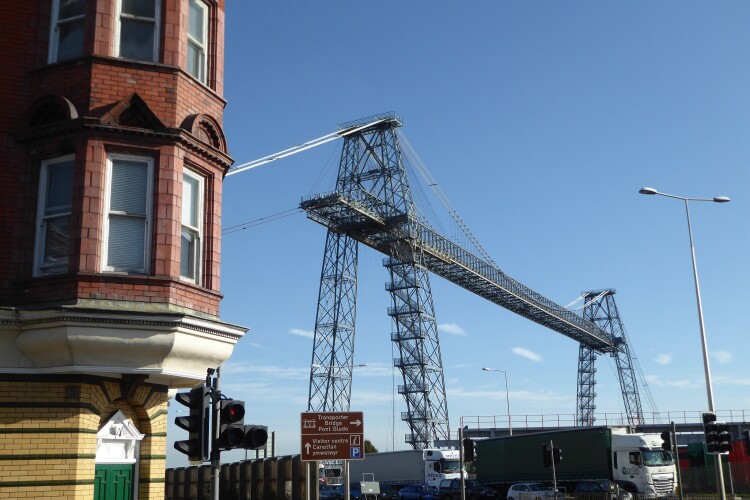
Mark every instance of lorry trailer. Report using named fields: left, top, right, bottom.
left=347, top=449, right=462, bottom=488
left=475, top=426, right=676, bottom=498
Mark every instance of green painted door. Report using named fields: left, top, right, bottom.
left=94, top=464, right=134, bottom=500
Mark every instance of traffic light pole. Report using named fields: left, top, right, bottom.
left=458, top=427, right=465, bottom=500
left=549, top=440, right=557, bottom=496
left=671, top=422, right=683, bottom=500
left=210, top=367, right=220, bottom=500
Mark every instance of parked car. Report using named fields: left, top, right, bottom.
left=335, top=482, right=381, bottom=500
left=506, top=483, right=558, bottom=500
left=335, top=484, right=362, bottom=500
left=379, top=484, right=401, bottom=500
left=573, top=480, right=632, bottom=500
left=320, top=485, right=340, bottom=500
left=439, top=479, right=496, bottom=500
left=398, top=484, right=440, bottom=500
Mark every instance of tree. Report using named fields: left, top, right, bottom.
left=364, top=440, right=378, bottom=454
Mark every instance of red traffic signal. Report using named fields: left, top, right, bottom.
left=218, top=400, right=268, bottom=450
left=219, top=399, right=247, bottom=449
left=221, top=400, right=245, bottom=423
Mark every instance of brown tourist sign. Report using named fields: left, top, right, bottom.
left=300, top=411, right=365, bottom=461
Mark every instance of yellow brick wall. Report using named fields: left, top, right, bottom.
left=0, top=376, right=168, bottom=499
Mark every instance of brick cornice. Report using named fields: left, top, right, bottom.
left=13, top=119, right=234, bottom=172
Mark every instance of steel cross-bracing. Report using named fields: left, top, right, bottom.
left=579, top=290, right=643, bottom=426
left=301, top=112, right=642, bottom=447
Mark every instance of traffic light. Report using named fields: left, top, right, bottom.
left=462, top=437, right=476, bottom=462
left=715, top=422, right=732, bottom=454
left=703, top=412, right=718, bottom=453
left=219, top=399, right=246, bottom=449
left=553, top=447, right=563, bottom=464
left=218, top=399, right=268, bottom=450
left=174, top=385, right=209, bottom=462
left=660, top=430, right=672, bottom=452
left=242, top=424, right=269, bottom=450
left=703, top=412, right=731, bottom=454
left=542, top=443, right=552, bottom=468
left=743, top=430, right=750, bottom=457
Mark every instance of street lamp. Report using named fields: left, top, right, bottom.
left=639, top=186, right=730, bottom=500
left=482, top=367, right=512, bottom=436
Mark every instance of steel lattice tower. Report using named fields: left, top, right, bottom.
left=307, top=231, right=358, bottom=412
left=306, top=114, right=450, bottom=448
left=578, top=290, right=643, bottom=426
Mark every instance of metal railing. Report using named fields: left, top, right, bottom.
left=461, top=410, right=750, bottom=432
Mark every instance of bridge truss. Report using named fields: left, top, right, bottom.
left=302, top=113, right=643, bottom=448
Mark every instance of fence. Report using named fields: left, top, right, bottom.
left=679, top=461, right=750, bottom=497
left=461, top=410, right=750, bottom=434
left=166, top=455, right=317, bottom=500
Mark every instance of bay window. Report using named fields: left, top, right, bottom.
left=117, top=0, right=161, bottom=62
left=34, top=156, right=75, bottom=276
left=103, top=154, right=153, bottom=273
left=186, top=0, right=208, bottom=83
left=180, top=170, right=203, bottom=282
left=49, top=0, right=85, bottom=62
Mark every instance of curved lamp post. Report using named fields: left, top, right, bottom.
left=482, top=367, right=512, bottom=436
left=639, top=186, right=730, bottom=500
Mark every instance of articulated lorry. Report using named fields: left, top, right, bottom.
left=475, top=426, right=676, bottom=498
left=347, top=449, right=462, bottom=488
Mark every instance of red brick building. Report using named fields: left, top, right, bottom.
left=0, top=1, right=243, bottom=498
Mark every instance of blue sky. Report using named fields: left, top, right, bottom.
left=167, top=2, right=750, bottom=466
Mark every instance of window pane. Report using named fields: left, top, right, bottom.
left=43, top=215, right=72, bottom=268
left=111, top=159, right=148, bottom=214
left=182, top=174, right=199, bottom=227
left=120, top=18, right=155, bottom=61
left=122, top=0, right=155, bottom=18
left=188, top=0, right=205, bottom=42
left=59, top=0, right=85, bottom=20
left=187, top=41, right=204, bottom=81
left=45, top=160, right=74, bottom=216
left=180, top=227, right=197, bottom=279
left=57, top=20, right=84, bottom=61
left=108, top=215, right=145, bottom=270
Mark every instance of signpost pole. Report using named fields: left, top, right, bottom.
left=344, top=460, right=350, bottom=500
left=306, top=462, right=311, bottom=500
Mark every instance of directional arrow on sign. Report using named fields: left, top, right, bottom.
left=351, top=420, right=362, bottom=426
left=305, top=443, right=311, bottom=453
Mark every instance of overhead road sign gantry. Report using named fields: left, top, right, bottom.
left=300, top=411, right=364, bottom=461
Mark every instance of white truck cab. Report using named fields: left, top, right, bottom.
left=610, top=430, right=676, bottom=497
left=424, top=449, right=462, bottom=487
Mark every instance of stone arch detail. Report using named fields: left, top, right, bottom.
left=24, top=94, right=79, bottom=129
left=181, top=113, right=228, bottom=152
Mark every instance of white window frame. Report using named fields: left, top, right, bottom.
left=48, top=0, right=86, bottom=63
left=180, top=169, right=204, bottom=284
left=114, top=0, right=161, bottom=62
left=102, top=153, right=154, bottom=274
left=186, top=0, right=209, bottom=83
left=33, top=155, right=75, bottom=277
